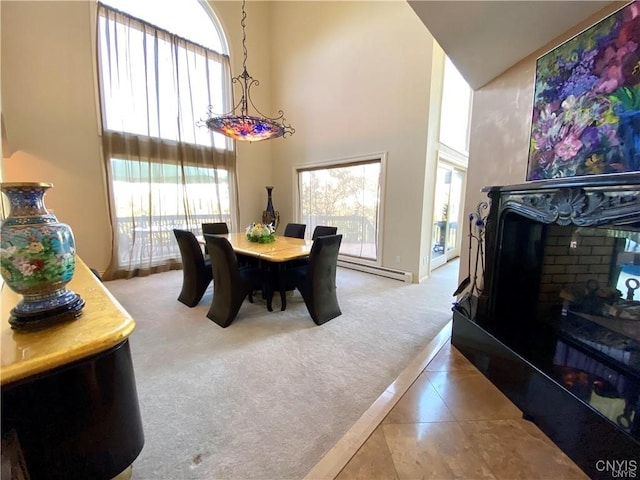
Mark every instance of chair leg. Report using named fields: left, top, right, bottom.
left=177, top=274, right=211, bottom=307
left=206, top=296, right=244, bottom=328
left=297, top=284, right=341, bottom=325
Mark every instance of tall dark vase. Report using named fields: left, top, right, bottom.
left=262, top=186, right=280, bottom=230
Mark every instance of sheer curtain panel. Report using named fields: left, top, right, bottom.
left=97, top=3, right=239, bottom=279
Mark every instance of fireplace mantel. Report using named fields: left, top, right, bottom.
left=484, top=173, right=640, bottom=227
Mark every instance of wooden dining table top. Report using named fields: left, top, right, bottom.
left=200, top=232, right=313, bottom=262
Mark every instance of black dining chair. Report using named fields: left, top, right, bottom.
left=173, top=229, right=213, bottom=307
left=283, top=223, right=306, bottom=239
left=311, top=225, right=337, bottom=240
left=287, top=226, right=338, bottom=271
left=288, top=234, right=343, bottom=325
left=204, top=234, right=264, bottom=328
left=201, top=222, right=229, bottom=255
left=201, top=222, right=229, bottom=236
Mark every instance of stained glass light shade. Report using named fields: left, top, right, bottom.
left=202, top=0, right=294, bottom=143
left=206, top=115, right=286, bottom=142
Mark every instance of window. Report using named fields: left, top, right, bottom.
left=297, top=157, right=383, bottom=261
left=98, top=1, right=230, bottom=149
left=97, top=1, right=237, bottom=277
left=430, top=56, right=472, bottom=271
left=439, top=57, right=472, bottom=154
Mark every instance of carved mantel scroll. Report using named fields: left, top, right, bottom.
left=501, top=187, right=640, bottom=227
left=477, top=174, right=640, bottom=325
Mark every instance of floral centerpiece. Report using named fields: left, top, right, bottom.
left=246, top=222, right=275, bottom=243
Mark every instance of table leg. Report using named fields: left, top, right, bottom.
left=278, top=263, right=287, bottom=311
left=262, top=261, right=274, bottom=312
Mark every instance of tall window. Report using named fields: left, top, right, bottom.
left=298, top=158, right=383, bottom=261
left=430, top=56, right=472, bottom=270
left=97, top=1, right=238, bottom=278
left=439, top=56, right=472, bottom=154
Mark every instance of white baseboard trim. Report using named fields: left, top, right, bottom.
left=337, top=259, right=413, bottom=283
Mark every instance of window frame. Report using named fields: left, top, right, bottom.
left=293, top=152, right=387, bottom=267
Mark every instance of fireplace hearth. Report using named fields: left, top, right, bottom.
left=452, top=173, right=640, bottom=479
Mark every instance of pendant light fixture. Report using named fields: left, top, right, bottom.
left=203, top=0, right=294, bottom=142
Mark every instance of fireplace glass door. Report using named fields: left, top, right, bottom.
left=488, top=217, right=640, bottom=439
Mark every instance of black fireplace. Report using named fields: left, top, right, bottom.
left=452, top=173, right=640, bottom=479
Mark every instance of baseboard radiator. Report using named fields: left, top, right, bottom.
left=337, top=259, right=413, bottom=283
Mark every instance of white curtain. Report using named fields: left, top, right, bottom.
left=96, top=3, right=239, bottom=279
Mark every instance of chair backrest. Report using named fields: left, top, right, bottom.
left=204, top=234, right=241, bottom=289
left=311, top=225, right=338, bottom=240
left=283, top=223, right=306, bottom=239
left=203, top=234, right=247, bottom=327
left=202, top=222, right=229, bottom=235
left=304, top=234, right=343, bottom=324
left=173, top=229, right=207, bottom=269
left=173, top=228, right=212, bottom=306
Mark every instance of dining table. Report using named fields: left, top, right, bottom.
left=200, top=232, right=313, bottom=311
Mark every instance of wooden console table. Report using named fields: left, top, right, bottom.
left=1, top=258, right=144, bottom=480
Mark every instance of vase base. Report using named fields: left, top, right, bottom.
left=9, top=293, right=85, bottom=330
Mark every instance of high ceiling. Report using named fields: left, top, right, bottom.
left=408, top=1, right=621, bottom=89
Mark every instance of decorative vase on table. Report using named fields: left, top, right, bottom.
left=262, top=185, right=280, bottom=231
left=0, top=182, right=84, bottom=329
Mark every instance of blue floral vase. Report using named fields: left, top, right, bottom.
left=0, top=182, right=84, bottom=329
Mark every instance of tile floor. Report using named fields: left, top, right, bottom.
left=332, top=340, right=590, bottom=480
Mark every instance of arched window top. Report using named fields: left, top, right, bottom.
left=99, top=0, right=227, bottom=54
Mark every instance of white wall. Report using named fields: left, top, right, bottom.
left=1, top=1, right=110, bottom=270
left=1, top=1, right=440, bottom=281
left=268, top=1, right=438, bottom=279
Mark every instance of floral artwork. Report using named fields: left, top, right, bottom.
left=245, top=222, right=275, bottom=243
left=527, top=2, right=640, bottom=180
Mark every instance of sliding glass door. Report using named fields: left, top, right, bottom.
left=431, top=161, right=465, bottom=269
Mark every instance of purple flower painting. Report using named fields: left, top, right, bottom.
left=527, top=2, right=640, bottom=181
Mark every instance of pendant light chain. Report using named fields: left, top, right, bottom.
left=240, top=0, right=248, bottom=74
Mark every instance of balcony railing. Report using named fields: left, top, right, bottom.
left=116, top=214, right=378, bottom=264
left=116, top=214, right=232, bottom=264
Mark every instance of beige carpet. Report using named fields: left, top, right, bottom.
left=105, top=261, right=458, bottom=480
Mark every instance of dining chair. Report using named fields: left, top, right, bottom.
left=201, top=222, right=229, bottom=255
left=173, top=229, right=213, bottom=307
left=203, top=234, right=264, bottom=328
left=283, top=223, right=306, bottom=239
left=286, top=226, right=338, bottom=273
left=288, top=234, right=343, bottom=325
left=201, top=222, right=229, bottom=235
left=311, top=225, right=337, bottom=240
